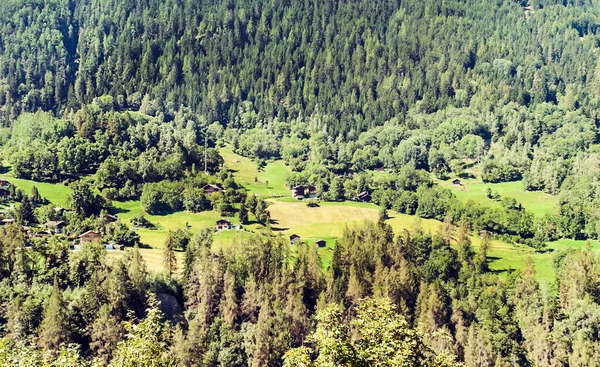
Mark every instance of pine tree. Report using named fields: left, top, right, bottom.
left=38, top=279, right=71, bottom=351
left=239, top=200, right=248, bottom=225
left=90, top=304, right=123, bottom=364
left=163, top=230, right=177, bottom=278
left=128, top=245, right=148, bottom=292
left=17, top=196, right=36, bottom=224
left=30, top=186, right=41, bottom=204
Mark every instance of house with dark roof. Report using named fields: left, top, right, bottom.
left=203, top=184, right=223, bottom=195
left=292, top=185, right=305, bottom=199
left=355, top=191, right=371, bottom=202
left=289, top=234, right=300, bottom=245
left=0, top=189, right=10, bottom=201
left=216, top=219, right=232, bottom=231
left=316, top=239, right=326, bottom=248
left=452, top=179, right=462, bottom=186
left=45, top=221, right=66, bottom=234
left=292, top=185, right=317, bottom=200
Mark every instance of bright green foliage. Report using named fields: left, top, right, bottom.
left=109, top=297, right=178, bottom=367
left=0, top=339, right=86, bottom=367
left=284, top=298, right=461, bottom=367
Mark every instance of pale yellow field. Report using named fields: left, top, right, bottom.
left=106, top=247, right=185, bottom=274
left=268, top=201, right=379, bottom=239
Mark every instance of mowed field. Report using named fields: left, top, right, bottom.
left=1, top=152, right=597, bottom=282
left=266, top=198, right=579, bottom=283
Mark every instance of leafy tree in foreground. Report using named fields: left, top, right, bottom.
left=109, top=296, right=178, bottom=367
left=283, top=297, right=461, bottom=367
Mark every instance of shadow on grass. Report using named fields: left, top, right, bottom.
left=458, top=172, right=476, bottom=179
left=488, top=268, right=516, bottom=276
left=109, top=206, right=131, bottom=215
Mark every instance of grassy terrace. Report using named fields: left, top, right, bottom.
left=439, top=178, right=558, bottom=218
left=1, top=151, right=595, bottom=283
left=220, top=146, right=291, bottom=197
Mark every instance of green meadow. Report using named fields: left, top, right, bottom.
left=1, top=151, right=595, bottom=281
left=220, top=146, right=291, bottom=196
left=440, top=178, right=558, bottom=218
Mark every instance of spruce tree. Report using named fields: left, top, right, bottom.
left=163, top=230, right=177, bottom=278
left=38, top=279, right=71, bottom=351
left=30, top=186, right=41, bottom=204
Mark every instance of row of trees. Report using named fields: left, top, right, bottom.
left=2, top=220, right=599, bottom=365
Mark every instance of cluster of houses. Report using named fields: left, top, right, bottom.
left=215, top=219, right=242, bottom=231
left=288, top=234, right=326, bottom=248
left=290, top=184, right=372, bottom=203
left=291, top=185, right=317, bottom=200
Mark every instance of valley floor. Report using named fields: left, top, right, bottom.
left=1, top=149, right=596, bottom=284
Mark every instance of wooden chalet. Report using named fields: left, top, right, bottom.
left=316, top=239, right=326, bottom=248
left=0, top=188, right=10, bottom=201
left=355, top=191, right=372, bottom=203
left=289, top=234, right=300, bottom=245
left=1, top=218, right=15, bottom=225
left=292, top=185, right=317, bottom=200
left=216, top=219, right=232, bottom=231
left=45, top=221, right=66, bottom=234
left=452, top=179, right=462, bottom=186
left=0, top=180, right=10, bottom=189
left=292, top=185, right=305, bottom=199
left=105, top=214, right=118, bottom=223
left=79, top=230, right=102, bottom=243
left=203, top=184, right=223, bottom=195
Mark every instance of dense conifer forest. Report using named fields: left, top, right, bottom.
left=0, top=0, right=600, bottom=365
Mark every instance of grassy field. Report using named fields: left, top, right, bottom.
left=220, top=146, right=291, bottom=197
left=0, top=151, right=593, bottom=282
left=440, top=178, right=558, bottom=218
left=0, top=174, right=71, bottom=207
left=106, top=247, right=185, bottom=274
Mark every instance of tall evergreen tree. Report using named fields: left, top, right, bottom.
left=38, top=279, right=71, bottom=351
left=163, top=230, right=177, bottom=278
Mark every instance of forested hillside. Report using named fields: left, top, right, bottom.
left=1, top=0, right=600, bottom=365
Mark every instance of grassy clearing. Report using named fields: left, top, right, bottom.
left=220, top=146, right=291, bottom=197
left=440, top=178, right=558, bottom=218
left=0, top=174, right=71, bottom=207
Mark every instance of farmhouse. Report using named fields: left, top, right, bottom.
left=104, top=214, right=118, bottom=223
left=45, top=221, right=66, bottom=234
left=216, top=219, right=232, bottom=231
left=292, top=185, right=305, bottom=199
left=355, top=191, right=371, bottom=203
left=79, top=230, right=102, bottom=243
left=292, top=185, right=317, bottom=200
left=289, top=234, right=300, bottom=245
left=0, top=189, right=10, bottom=201
left=0, top=180, right=10, bottom=189
left=203, top=184, right=223, bottom=195
left=1, top=218, right=14, bottom=225
left=452, top=179, right=462, bottom=186
left=315, top=239, right=326, bottom=248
